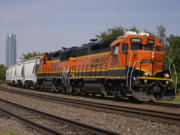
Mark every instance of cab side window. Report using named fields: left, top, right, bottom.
left=122, top=43, right=128, bottom=54
left=131, top=44, right=142, bottom=50
left=144, top=45, right=153, bottom=51
left=113, top=45, right=118, bottom=56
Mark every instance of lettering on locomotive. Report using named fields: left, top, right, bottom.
left=91, top=57, right=109, bottom=67
left=141, top=59, right=161, bottom=63
left=91, top=57, right=108, bottom=64
left=111, top=57, right=119, bottom=65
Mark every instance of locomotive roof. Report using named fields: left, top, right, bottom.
left=46, top=38, right=116, bottom=56
left=65, top=38, right=115, bottom=51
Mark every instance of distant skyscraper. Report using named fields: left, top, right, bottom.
left=6, top=34, right=17, bottom=67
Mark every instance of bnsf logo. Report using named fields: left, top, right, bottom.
left=91, top=57, right=108, bottom=64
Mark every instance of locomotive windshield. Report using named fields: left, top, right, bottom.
left=144, top=45, right=153, bottom=51
left=155, top=46, right=162, bottom=52
left=131, top=44, right=142, bottom=50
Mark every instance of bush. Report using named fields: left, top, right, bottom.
left=176, top=73, right=180, bottom=93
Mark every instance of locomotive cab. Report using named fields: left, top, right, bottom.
left=110, top=32, right=175, bottom=101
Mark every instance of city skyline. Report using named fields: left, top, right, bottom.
left=6, top=34, right=17, bottom=67
left=0, top=0, right=180, bottom=65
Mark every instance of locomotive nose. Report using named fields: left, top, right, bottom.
left=135, top=51, right=162, bottom=76
left=134, top=51, right=153, bottom=74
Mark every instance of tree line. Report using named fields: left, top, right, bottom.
left=0, top=64, right=7, bottom=81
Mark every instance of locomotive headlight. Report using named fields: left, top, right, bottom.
left=164, top=73, right=170, bottom=78
left=152, top=52, right=155, bottom=58
left=144, top=79, right=148, bottom=83
left=144, top=72, right=149, bottom=77
left=166, top=81, right=169, bottom=84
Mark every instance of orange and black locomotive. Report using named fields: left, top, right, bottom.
left=37, top=31, right=176, bottom=101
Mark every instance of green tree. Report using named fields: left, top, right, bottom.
left=156, top=25, right=169, bottom=69
left=0, top=64, right=7, bottom=81
left=96, top=26, right=125, bottom=40
left=156, top=25, right=166, bottom=46
left=144, top=29, right=156, bottom=37
left=166, top=34, right=180, bottom=93
left=96, top=26, right=141, bottom=40
left=21, top=51, right=43, bottom=60
left=127, top=26, right=139, bottom=33
left=166, top=35, right=180, bottom=72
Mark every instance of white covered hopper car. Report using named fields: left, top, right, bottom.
left=6, top=56, right=41, bottom=88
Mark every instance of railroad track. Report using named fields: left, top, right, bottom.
left=0, top=98, right=121, bottom=135
left=144, top=100, right=180, bottom=108
left=1, top=82, right=180, bottom=109
left=0, top=85, right=180, bottom=125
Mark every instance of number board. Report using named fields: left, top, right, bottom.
left=131, top=38, right=142, bottom=43
left=147, top=39, right=154, bottom=45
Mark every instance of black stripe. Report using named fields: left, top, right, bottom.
left=37, top=69, right=126, bottom=78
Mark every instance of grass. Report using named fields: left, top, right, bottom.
left=1, top=130, right=29, bottom=135
left=158, top=93, right=180, bottom=104
left=91, top=92, right=180, bottom=104
left=1, top=130, right=17, bottom=135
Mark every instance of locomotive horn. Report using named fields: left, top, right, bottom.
left=90, top=39, right=98, bottom=43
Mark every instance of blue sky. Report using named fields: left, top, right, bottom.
left=0, top=0, right=180, bottom=64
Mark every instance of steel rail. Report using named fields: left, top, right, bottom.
left=0, top=108, right=65, bottom=135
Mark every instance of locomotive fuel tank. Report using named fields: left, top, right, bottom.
left=81, top=83, right=107, bottom=96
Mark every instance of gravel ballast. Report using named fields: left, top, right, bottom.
left=0, top=111, right=40, bottom=135
left=2, top=84, right=180, bottom=114
left=0, top=88, right=179, bottom=135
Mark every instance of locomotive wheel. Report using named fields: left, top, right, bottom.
left=114, top=95, right=120, bottom=100
left=71, top=89, right=75, bottom=94
left=154, top=92, right=162, bottom=100
left=154, top=88, right=175, bottom=101
left=18, top=82, right=22, bottom=88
